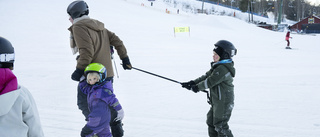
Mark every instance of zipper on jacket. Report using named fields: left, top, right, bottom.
left=218, top=85, right=221, bottom=100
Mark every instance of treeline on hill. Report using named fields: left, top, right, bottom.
left=206, top=0, right=320, bottom=21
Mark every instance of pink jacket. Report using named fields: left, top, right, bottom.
left=0, top=68, right=17, bottom=95
left=285, top=32, right=291, bottom=41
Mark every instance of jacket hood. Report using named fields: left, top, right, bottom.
left=0, top=68, right=18, bottom=95
left=0, top=87, right=20, bottom=116
left=70, top=16, right=105, bottom=32
left=211, top=61, right=236, bottom=77
left=79, top=80, right=113, bottom=95
left=90, top=80, right=113, bottom=92
left=220, top=62, right=236, bottom=77
left=225, top=62, right=236, bottom=77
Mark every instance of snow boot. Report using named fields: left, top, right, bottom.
left=110, top=120, right=124, bottom=137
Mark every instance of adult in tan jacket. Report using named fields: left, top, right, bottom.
left=67, top=1, right=131, bottom=137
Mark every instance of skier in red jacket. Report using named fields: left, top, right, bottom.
left=285, top=31, right=292, bottom=49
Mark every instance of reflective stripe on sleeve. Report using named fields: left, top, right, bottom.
left=204, top=79, right=208, bottom=89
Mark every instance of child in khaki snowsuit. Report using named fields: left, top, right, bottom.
left=181, top=40, right=237, bottom=137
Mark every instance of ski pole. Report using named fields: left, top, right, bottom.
left=111, top=54, right=119, bottom=78
left=110, top=46, right=119, bottom=78
left=127, top=65, right=181, bottom=84
left=113, top=58, right=119, bottom=78
left=122, top=64, right=209, bottom=93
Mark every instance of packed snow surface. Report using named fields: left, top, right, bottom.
left=0, top=0, right=319, bottom=136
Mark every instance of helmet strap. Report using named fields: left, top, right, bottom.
left=0, top=63, right=13, bottom=69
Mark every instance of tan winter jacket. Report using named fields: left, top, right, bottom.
left=68, top=16, right=128, bottom=77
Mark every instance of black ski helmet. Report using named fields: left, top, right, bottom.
left=0, top=36, right=15, bottom=68
left=214, top=40, right=237, bottom=60
left=67, top=0, right=89, bottom=20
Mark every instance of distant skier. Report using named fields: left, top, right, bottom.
left=181, top=40, right=237, bottom=137
left=285, top=31, right=292, bottom=49
left=80, top=63, right=124, bottom=137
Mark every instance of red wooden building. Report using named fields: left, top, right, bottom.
left=291, top=15, right=320, bottom=33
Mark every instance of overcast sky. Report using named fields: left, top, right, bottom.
left=307, top=0, right=320, bottom=5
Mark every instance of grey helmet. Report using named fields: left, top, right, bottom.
left=67, top=0, right=89, bottom=19
left=0, top=36, right=15, bottom=68
left=214, top=40, right=237, bottom=60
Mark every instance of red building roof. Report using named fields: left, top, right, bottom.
left=291, top=15, right=320, bottom=31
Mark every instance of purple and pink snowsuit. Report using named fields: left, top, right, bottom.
left=79, top=80, right=122, bottom=137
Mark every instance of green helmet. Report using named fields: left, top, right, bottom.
left=84, top=63, right=107, bottom=81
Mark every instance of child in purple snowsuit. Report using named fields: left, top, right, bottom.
left=80, top=63, right=124, bottom=137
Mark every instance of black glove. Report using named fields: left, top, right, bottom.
left=181, top=81, right=195, bottom=90
left=191, top=85, right=199, bottom=93
left=121, top=57, right=132, bottom=70
left=71, top=68, right=84, bottom=81
left=80, top=125, right=93, bottom=137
